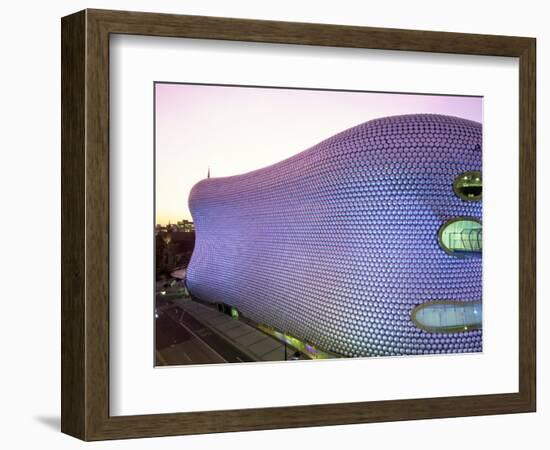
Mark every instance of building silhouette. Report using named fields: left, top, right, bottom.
left=155, top=223, right=195, bottom=277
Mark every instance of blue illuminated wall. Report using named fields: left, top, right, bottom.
left=186, top=114, right=482, bottom=357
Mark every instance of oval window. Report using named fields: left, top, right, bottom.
left=453, top=171, right=482, bottom=201
left=411, top=300, right=482, bottom=333
left=438, top=218, right=482, bottom=257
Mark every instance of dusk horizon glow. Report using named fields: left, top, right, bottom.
left=155, top=83, right=482, bottom=225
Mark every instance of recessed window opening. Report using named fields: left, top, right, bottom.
left=411, top=301, right=482, bottom=333
left=438, top=218, right=482, bottom=257
left=453, top=171, right=482, bottom=201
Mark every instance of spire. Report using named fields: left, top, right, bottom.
left=207, top=166, right=211, bottom=179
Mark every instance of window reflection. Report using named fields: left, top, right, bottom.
left=411, top=301, right=482, bottom=333
left=438, top=218, right=482, bottom=257
left=453, top=171, right=482, bottom=201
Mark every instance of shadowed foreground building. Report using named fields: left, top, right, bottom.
left=186, top=114, right=482, bottom=358
left=155, top=230, right=195, bottom=277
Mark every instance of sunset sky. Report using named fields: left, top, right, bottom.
left=155, top=83, right=482, bottom=225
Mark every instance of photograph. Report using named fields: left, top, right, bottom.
left=53, top=5, right=537, bottom=442
left=154, top=83, right=483, bottom=366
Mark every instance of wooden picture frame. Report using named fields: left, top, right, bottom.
left=61, top=9, right=536, bottom=441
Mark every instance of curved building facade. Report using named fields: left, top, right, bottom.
left=186, top=114, right=482, bottom=357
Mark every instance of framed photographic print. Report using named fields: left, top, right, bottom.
left=61, top=9, right=536, bottom=441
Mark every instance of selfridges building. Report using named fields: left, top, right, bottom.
left=186, top=114, right=482, bottom=358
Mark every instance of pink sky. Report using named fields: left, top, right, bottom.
left=155, top=83, right=482, bottom=225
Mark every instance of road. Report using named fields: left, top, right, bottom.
left=155, top=310, right=226, bottom=365
left=155, top=297, right=255, bottom=366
